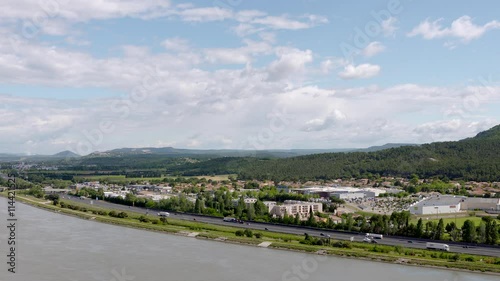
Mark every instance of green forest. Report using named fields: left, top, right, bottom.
left=170, top=125, right=500, bottom=182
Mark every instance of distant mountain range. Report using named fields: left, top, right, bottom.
left=0, top=150, right=81, bottom=162
left=86, top=143, right=419, bottom=158
left=0, top=143, right=418, bottom=162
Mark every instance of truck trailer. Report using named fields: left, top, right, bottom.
left=426, top=242, right=450, bottom=251
left=366, top=233, right=383, bottom=239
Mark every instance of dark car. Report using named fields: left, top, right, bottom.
left=320, top=233, right=325, bottom=236
left=407, top=240, right=413, bottom=243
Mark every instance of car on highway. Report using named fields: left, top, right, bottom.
left=407, top=240, right=413, bottom=243
left=320, top=233, right=325, bottom=236
left=363, top=237, right=372, bottom=243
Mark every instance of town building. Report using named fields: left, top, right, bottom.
left=269, top=200, right=323, bottom=220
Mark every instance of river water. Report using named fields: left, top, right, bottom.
left=0, top=199, right=497, bottom=281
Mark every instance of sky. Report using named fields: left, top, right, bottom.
left=1, top=0, right=500, bottom=155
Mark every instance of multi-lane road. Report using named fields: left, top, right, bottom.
left=62, top=195, right=500, bottom=257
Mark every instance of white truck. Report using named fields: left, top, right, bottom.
left=366, top=233, right=383, bottom=239
left=426, top=242, right=450, bottom=251
left=157, top=212, right=170, bottom=217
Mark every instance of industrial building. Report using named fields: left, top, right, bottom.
left=332, top=192, right=366, bottom=200
left=461, top=198, right=500, bottom=212
left=409, top=195, right=465, bottom=215
left=296, top=186, right=389, bottom=199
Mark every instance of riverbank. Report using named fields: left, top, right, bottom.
left=3, top=193, right=499, bottom=274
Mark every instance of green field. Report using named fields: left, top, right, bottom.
left=410, top=215, right=500, bottom=228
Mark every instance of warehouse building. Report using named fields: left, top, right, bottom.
left=409, top=195, right=466, bottom=215
left=296, top=186, right=388, bottom=199
left=462, top=198, right=500, bottom=212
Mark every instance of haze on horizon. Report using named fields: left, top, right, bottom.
left=1, top=0, right=500, bottom=155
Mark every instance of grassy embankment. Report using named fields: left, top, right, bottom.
left=2, top=192, right=500, bottom=274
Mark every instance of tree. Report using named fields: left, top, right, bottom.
left=254, top=200, right=267, bottom=216
left=194, top=198, right=203, bottom=214
left=434, top=219, right=445, bottom=240
left=294, top=213, right=301, bottom=225
left=477, top=222, right=487, bottom=243
left=307, top=206, right=316, bottom=227
left=482, top=217, right=499, bottom=245
left=415, top=218, right=423, bottom=238
left=246, top=203, right=255, bottom=221
left=461, top=220, right=476, bottom=243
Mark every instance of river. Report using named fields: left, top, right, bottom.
left=0, top=199, right=497, bottom=281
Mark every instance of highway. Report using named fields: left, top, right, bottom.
left=62, top=195, right=500, bottom=257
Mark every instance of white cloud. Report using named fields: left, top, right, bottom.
left=413, top=119, right=498, bottom=143
left=0, top=0, right=173, bottom=23
left=204, top=40, right=273, bottom=64
left=381, top=17, right=398, bottom=37
left=408, top=16, right=500, bottom=42
left=175, top=7, right=233, bottom=22
left=301, top=109, right=346, bottom=132
left=251, top=16, right=313, bottom=30
left=320, top=58, right=348, bottom=74
left=361, top=41, right=385, bottom=57
left=162, top=37, right=190, bottom=52
left=266, top=48, right=313, bottom=81
left=338, top=63, right=380, bottom=79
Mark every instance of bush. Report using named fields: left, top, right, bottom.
left=450, top=254, right=460, bottom=261
left=394, top=245, right=403, bottom=254
left=45, top=194, right=60, bottom=201
left=108, top=211, right=117, bottom=217
left=97, top=210, right=108, bottom=216
left=243, top=229, right=253, bottom=238
left=138, top=216, right=150, bottom=223
left=151, top=219, right=159, bottom=225
left=332, top=241, right=352, bottom=249
left=254, top=233, right=263, bottom=239
left=68, top=205, right=80, bottom=211
left=116, top=212, right=128, bottom=218
left=160, top=217, right=168, bottom=224
left=465, top=256, right=475, bottom=262
left=371, top=246, right=390, bottom=253
left=59, top=202, right=67, bottom=208
left=235, top=230, right=245, bottom=237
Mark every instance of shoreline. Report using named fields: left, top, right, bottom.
left=3, top=194, right=499, bottom=275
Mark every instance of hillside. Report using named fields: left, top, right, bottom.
left=169, top=125, right=500, bottom=182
